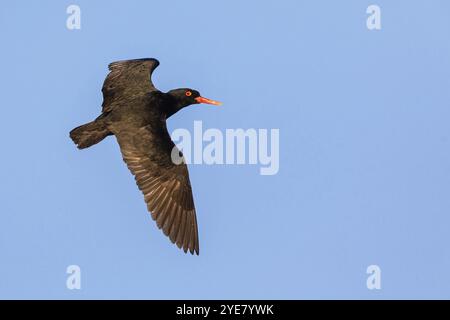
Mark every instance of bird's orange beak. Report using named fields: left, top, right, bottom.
left=195, top=96, right=222, bottom=106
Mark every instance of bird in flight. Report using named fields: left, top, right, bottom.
left=70, top=58, right=221, bottom=255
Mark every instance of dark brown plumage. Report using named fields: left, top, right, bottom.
left=70, top=58, right=221, bottom=255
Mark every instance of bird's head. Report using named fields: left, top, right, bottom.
left=167, top=88, right=222, bottom=114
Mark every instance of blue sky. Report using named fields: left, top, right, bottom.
left=0, top=0, right=449, bottom=299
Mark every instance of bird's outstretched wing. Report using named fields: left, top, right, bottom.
left=115, top=125, right=199, bottom=255
left=101, top=58, right=160, bottom=112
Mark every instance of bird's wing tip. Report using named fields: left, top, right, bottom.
left=108, top=58, right=160, bottom=70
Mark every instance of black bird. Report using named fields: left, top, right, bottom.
left=70, top=58, right=221, bottom=255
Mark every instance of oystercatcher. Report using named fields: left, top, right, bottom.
left=70, top=58, right=221, bottom=255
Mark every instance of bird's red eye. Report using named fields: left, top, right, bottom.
left=185, top=91, right=192, bottom=97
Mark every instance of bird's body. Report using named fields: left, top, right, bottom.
left=104, top=92, right=172, bottom=146
left=70, top=58, right=221, bottom=255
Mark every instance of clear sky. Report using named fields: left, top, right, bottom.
left=0, top=0, right=449, bottom=299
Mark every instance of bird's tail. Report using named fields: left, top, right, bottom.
left=70, top=118, right=111, bottom=149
